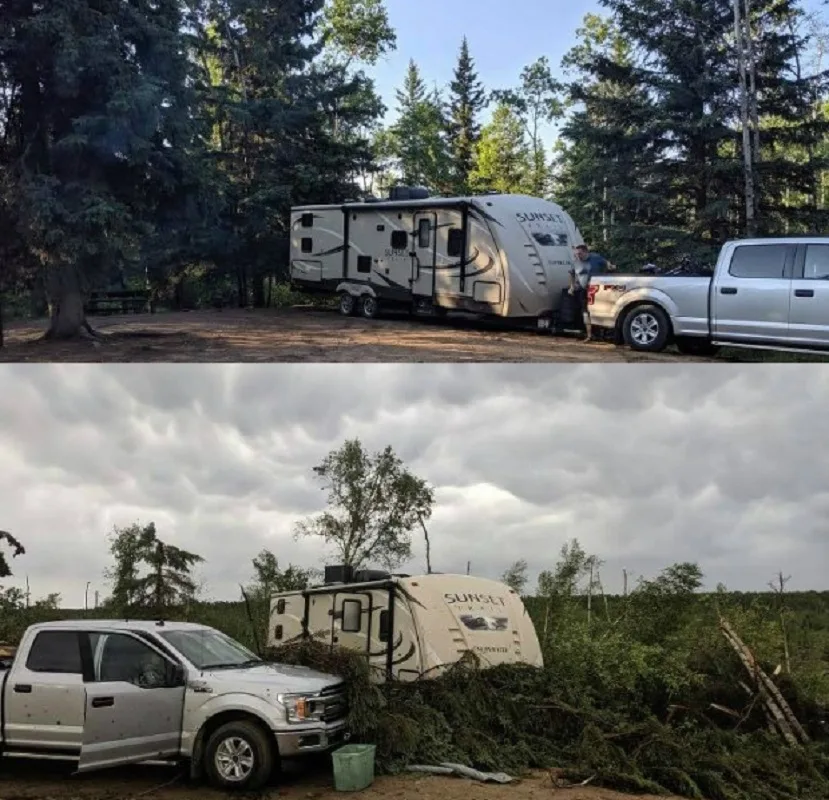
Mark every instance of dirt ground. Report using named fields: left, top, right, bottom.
left=0, top=307, right=703, bottom=363
left=0, top=761, right=685, bottom=800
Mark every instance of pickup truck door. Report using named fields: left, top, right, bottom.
left=788, top=242, right=829, bottom=347
left=78, top=632, right=185, bottom=772
left=711, top=242, right=794, bottom=342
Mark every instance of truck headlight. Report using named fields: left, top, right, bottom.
left=277, top=693, right=319, bottom=724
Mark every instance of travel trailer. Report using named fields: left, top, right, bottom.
left=289, top=188, right=584, bottom=330
left=267, top=566, right=544, bottom=682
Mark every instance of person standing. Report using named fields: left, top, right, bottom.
left=569, top=243, right=616, bottom=342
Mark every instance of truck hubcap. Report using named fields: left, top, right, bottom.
left=631, top=313, right=659, bottom=345
left=215, top=737, right=255, bottom=782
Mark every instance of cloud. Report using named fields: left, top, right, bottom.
left=0, top=364, right=826, bottom=607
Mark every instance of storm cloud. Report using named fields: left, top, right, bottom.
left=0, top=364, right=827, bottom=607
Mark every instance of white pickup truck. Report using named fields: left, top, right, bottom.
left=0, top=620, right=348, bottom=790
left=587, top=237, right=829, bottom=355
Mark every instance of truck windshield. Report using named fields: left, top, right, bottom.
left=159, top=629, right=262, bottom=670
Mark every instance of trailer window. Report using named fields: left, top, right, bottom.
left=301, top=237, right=313, bottom=254
left=378, top=610, right=390, bottom=643
left=276, top=599, right=286, bottom=614
left=391, top=230, right=408, bottom=250
left=341, top=599, right=362, bottom=632
left=357, top=255, right=372, bottom=274
left=26, top=631, right=82, bottom=674
left=417, top=218, right=431, bottom=248
left=301, top=213, right=314, bottom=228
left=274, top=625, right=284, bottom=641
left=447, top=228, right=463, bottom=258
left=728, top=244, right=788, bottom=279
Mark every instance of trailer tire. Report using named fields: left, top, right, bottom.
left=339, top=292, right=356, bottom=317
left=675, top=337, right=720, bottom=358
left=360, top=294, right=379, bottom=319
left=204, top=720, right=275, bottom=791
left=622, top=304, right=671, bottom=352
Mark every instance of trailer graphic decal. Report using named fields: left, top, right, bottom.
left=460, top=614, right=509, bottom=632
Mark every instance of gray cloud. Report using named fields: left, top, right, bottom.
left=1, top=364, right=827, bottom=608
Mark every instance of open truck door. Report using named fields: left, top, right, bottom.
left=78, top=632, right=186, bottom=772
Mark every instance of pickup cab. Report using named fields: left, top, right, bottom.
left=0, top=620, right=348, bottom=790
left=587, top=237, right=829, bottom=354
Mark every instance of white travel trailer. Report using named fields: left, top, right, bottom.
left=289, top=188, right=585, bottom=329
left=267, top=566, right=544, bottom=682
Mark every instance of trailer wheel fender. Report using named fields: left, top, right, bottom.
left=621, top=302, right=673, bottom=352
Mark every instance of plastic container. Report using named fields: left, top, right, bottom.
left=332, top=743, right=377, bottom=792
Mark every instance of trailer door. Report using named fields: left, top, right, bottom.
left=411, top=212, right=437, bottom=298
left=332, top=592, right=372, bottom=654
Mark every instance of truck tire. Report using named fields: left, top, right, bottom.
left=623, top=304, right=671, bottom=352
left=339, top=292, right=356, bottom=317
left=360, top=294, right=379, bottom=319
left=204, top=720, right=275, bottom=791
left=676, top=337, right=720, bottom=358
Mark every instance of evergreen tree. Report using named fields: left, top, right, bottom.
left=0, top=531, right=24, bottom=580
left=470, top=104, right=532, bottom=194
left=446, top=38, right=487, bottom=194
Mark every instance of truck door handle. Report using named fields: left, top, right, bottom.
left=13, top=684, right=32, bottom=694
left=795, top=289, right=814, bottom=298
left=91, top=696, right=114, bottom=708
left=720, top=287, right=738, bottom=295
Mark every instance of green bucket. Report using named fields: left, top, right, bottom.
left=332, top=743, right=377, bottom=792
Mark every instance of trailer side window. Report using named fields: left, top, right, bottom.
left=26, top=631, right=83, bottom=674
left=301, top=237, right=313, bottom=254
left=378, top=610, right=390, bottom=643
left=391, top=230, right=408, bottom=250
left=357, top=255, right=372, bottom=274
left=447, top=228, right=463, bottom=258
left=301, top=213, right=314, bottom=228
left=276, top=599, right=286, bottom=614
left=274, top=625, right=284, bottom=641
left=341, top=599, right=362, bottom=632
left=417, top=218, right=431, bottom=248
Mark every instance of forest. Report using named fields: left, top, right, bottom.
left=1, top=0, right=828, bottom=343
left=2, top=440, right=829, bottom=798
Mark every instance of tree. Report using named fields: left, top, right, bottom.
left=105, top=522, right=203, bottom=613
left=501, top=559, right=529, bottom=594
left=0, top=531, right=24, bottom=579
left=295, top=439, right=434, bottom=569
left=390, top=61, right=452, bottom=190
left=470, top=104, right=533, bottom=194
left=321, top=0, right=397, bottom=67
left=446, top=38, right=488, bottom=194
left=492, top=57, right=562, bottom=197
left=247, top=549, right=316, bottom=601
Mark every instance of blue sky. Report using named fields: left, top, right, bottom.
left=370, top=0, right=827, bottom=139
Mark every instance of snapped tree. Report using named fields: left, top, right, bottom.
left=0, top=531, right=24, bottom=579
left=295, top=439, right=434, bottom=570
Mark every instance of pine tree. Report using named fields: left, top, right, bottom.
left=446, top=38, right=487, bottom=194
left=470, top=104, right=532, bottom=194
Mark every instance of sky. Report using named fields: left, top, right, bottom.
left=1, top=364, right=828, bottom=609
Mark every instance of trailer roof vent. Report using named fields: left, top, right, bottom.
left=324, top=564, right=354, bottom=585
left=388, top=186, right=431, bottom=201
left=353, top=568, right=392, bottom=583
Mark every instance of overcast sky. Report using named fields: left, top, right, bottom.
left=0, top=364, right=826, bottom=607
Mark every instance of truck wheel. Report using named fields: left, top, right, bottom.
left=204, top=720, right=275, bottom=791
left=676, top=337, right=720, bottom=358
left=360, top=294, right=379, bottom=319
left=339, top=292, right=356, bottom=317
left=623, top=304, right=670, bottom=352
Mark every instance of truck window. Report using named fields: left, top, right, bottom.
left=447, top=228, right=463, bottom=258
left=341, top=599, right=362, bottom=632
left=26, top=631, right=82, bottom=674
left=390, top=230, right=408, bottom=250
left=803, top=245, right=829, bottom=280
left=98, top=633, right=170, bottom=688
left=729, top=244, right=788, bottom=279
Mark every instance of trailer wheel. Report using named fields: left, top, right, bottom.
left=204, top=720, right=275, bottom=791
left=622, top=304, right=670, bottom=352
left=339, top=292, right=356, bottom=317
left=360, top=294, right=379, bottom=319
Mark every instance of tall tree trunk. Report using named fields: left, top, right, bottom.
left=44, top=261, right=94, bottom=340
left=744, top=0, right=761, bottom=222
left=734, top=0, right=756, bottom=236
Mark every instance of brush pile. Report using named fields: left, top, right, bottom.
left=267, top=640, right=829, bottom=800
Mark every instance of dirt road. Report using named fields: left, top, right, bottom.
left=0, top=761, right=685, bottom=800
left=0, top=308, right=700, bottom=363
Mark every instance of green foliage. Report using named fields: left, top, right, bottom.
left=295, top=439, right=434, bottom=569
left=501, top=559, right=528, bottom=594
left=470, top=104, right=533, bottom=194
left=321, top=0, right=397, bottom=66
left=0, top=531, right=24, bottom=579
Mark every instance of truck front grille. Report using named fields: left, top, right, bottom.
left=319, top=683, right=348, bottom=723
